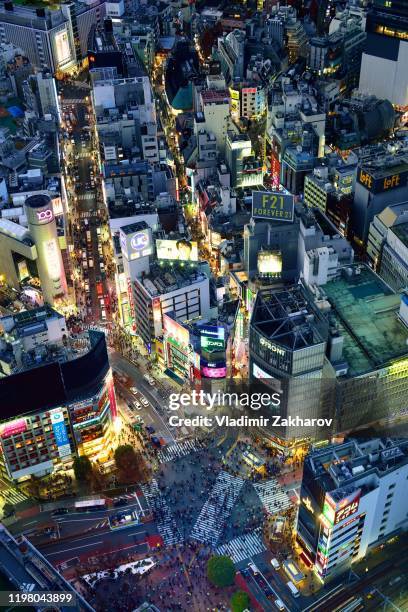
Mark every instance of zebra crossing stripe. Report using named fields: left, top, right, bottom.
left=253, top=479, right=292, bottom=515
left=141, top=479, right=182, bottom=546
left=216, top=529, right=266, bottom=563
left=157, top=439, right=204, bottom=463
left=190, top=471, right=244, bottom=547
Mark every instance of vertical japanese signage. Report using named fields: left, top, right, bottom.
left=50, top=409, right=71, bottom=458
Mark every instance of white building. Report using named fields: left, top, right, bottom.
left=132, top=263, right=211, bottom=346
left=195, top=89, right=232, bottom=157
left=297, top=438, right=408, bottom=583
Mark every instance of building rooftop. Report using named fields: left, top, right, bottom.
left=139, top=262, right=208, bottom=297
left=390, top=221, right=408, bottom=248
left=121, top=220, right=149, bottom=235
left=306, top=438, right=408, bottom=495
left=251, top=285, right=327, bottom=351
left=324, top=265, right=408, bottom=376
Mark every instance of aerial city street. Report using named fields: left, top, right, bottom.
left=0, top=0, right=407, bottom=610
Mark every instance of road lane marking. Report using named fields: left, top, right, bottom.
left=46, top=541, right=103, bottom=556
left=56, top=518, right=109, bottom=523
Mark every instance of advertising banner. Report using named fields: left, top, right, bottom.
left=252, top=191, right=294, bottom=222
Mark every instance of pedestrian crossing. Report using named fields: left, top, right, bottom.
left=79, top=210, right=99, bottom=218
left=85, top=519, right=108, bottom=532
left=216, top=529, right=266, bottom=563
left=253, top=479, right=292, bottom=515
left=77, top=193, right=95, bottom=201
left=190, top=471, right=244, bottom=547
left=157, top=439, right=204, bottom=463
left=62, top=98, right=86, bottom=104
left=0, top=487, right=29, bottom=505
left=141, top=479, right=183, bottom=546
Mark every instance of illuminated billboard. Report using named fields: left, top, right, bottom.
left=322, top=490, right=361, bottom=526
left=201, top=365, right=227, bottom=378
left=120, top=228, right=153, bottom=260
left=252, top=191, right=294, bottom=223
left=54, top=29, right=72, bottom=66
left=45, top=239, right=63, bottom=281
left=156, top=239, right=198, bottom=262
left=50, top=409, right=72, bottom=458
left=257, top=250, right=282, bottom=276
left=163, top=314, right=190, bottom=349
left=0, top=419, right=27, bottom=438
left=253, top=363, right=273, bottom=379
left=200, top=325, right=225, bottom=352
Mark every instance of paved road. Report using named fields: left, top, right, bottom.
left=109, top=350, right=177, bottom=442
left=59, top=84, right=110, bottom=325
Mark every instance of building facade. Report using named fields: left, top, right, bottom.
left=0, top=314, right=117, bottom=483
left=297, top=438, right=408, bottom=583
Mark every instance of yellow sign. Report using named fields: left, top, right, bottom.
left=383, top=174, right=400, bottom=190
left=359, top=169, right=373, bottom=189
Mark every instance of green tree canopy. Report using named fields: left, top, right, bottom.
left=73, top=456, right=92, bottom=481
left=206, top=555, right=236, bottom=587
left=114, top=444, right=137, bottom=471
left=231, top=590, right=250, bottom=612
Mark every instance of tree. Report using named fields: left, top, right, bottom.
left=206, top=555, right=236, bottom=588
left=231, top=590, right=250, bottom=612
left=73, top=456, right=93, bottom=482
left=114, top=444, right=148, bottom=484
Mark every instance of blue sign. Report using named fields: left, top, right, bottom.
left=130, top=231, right=150, bottom=251
left=50, top=411, right=70, bottom=448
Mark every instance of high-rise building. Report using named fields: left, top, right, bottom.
left=297, top=438, right=408, bottom=583
left=24, top=194, right=68, bottom=305
left=249, top=284, right=333, bottom=446
left=194, top=90, right=231, bottom=158
left=131, top=261, right=211, bottom=348
left=225, top=132, right=264, bottom=189
left=359, top=0, right=408, bottom=107
left=352, top=156, right=408, bottom=247
left=367, top=203, right=408, bottom=271
left=0, top=310, right=117, bottom=482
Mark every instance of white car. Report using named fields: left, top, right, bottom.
left=130, top=387, right=137, bottom=395
left=133, top=401, right=142, bottom=410
left=140, top=396, right=149, bottom=407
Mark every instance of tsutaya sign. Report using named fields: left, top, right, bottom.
left=260, top=336, right=285, bottom=356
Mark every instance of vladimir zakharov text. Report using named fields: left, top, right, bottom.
left=168, top=390, right=281, bottom=411
left=168, top=415, right=334, bottom=428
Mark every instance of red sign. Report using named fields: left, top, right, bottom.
left=108, top=376, right=117, bottom=419
left=0, top=419, right=27, bottom=438
left=334, top=499, right=360, bottom=525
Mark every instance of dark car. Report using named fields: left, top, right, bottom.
left=52, top=507, right=69, bottom=516
left=113, top=498, right=128, bottom=508
left=145, top=425, right=155, bottom=434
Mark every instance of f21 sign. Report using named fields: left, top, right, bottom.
left=252, top=191, right=294, bottom=223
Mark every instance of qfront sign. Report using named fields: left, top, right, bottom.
left=252, top=191, right=294, bottom=223
left=259, top=337, right=285, bottom=356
